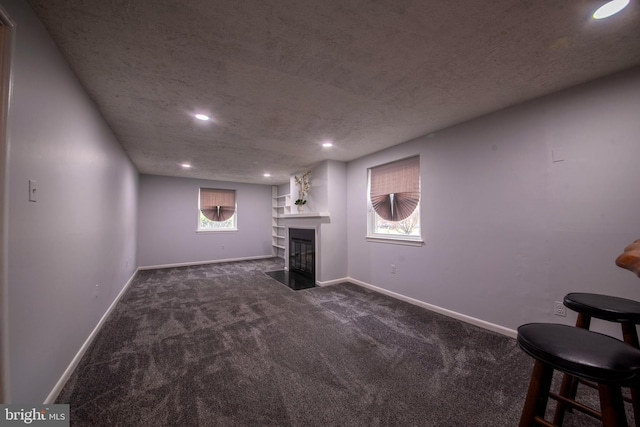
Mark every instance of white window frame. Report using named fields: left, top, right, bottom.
left=196, top=188, right=238, bottom=233
left=366, top=162, right=423, bottom=246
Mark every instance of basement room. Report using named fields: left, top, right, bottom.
left=1, top=0, right=640, bottom=426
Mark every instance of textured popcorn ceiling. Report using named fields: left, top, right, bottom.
left=26, top=0, right=640, bottom=184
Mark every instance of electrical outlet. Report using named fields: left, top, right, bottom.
left=391, top=264, right=396, bottom=274
left=554, top=301, right=566, bottom=317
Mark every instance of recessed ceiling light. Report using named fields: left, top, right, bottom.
left=194, top=114, right=210, bottom=121
left=263, top=173, right=271, bottom=177
left=322, top=142, right=333, bottom=148
left=181, top=163, right=192, bottom=168
left=593, top=0, right=629, bottom=19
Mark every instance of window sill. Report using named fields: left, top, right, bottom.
left=196, top=229, right=238, bottom=233
left=366, top=236, right=424, bottom=247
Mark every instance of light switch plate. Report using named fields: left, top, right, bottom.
left=29, top=180, right=37, bottom=202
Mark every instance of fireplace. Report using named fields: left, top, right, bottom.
left=289, top=228, right=315, bottom=280
left=265, top=227, right=316, bottom=290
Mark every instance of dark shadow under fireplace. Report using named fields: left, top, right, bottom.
left=266, top=228, right=316, bottom=291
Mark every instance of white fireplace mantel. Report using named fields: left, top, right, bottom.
left=282, top=212, right=330, bottom=219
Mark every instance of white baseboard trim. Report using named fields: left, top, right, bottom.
left=346, top=277, right=517, bottom=339
left=44, top=269, right=140, bottom=404
left=138, top=254, right=276, bottom=270
left=316, top=277, right=349, bottom=287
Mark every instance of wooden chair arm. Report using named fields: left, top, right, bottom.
left=616, top=239, right=640, bottom=278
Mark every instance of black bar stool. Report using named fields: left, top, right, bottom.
left=517, top=323, right=640, bottom=427
left=563, top=293, right=640, bottom=346
left=553, top=293, right=640, bottom=425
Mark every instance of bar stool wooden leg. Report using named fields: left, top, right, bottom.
left=553, top=313, right=593, bottom=426
left=598, top=383, right=627, bottom=427
left=520, top=360, right=554, bottom=427
left=622, top=321, right=640, bottom=347
left=630, top=385, right=640, bottom=427
left=553, top=374, right=575, bottom=425
left=575, top=313, right=593, bottom=330
left=620, top=321, right=640, bottom=427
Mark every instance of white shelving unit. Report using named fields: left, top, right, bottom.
left=271, top=186, right=290, bottom=258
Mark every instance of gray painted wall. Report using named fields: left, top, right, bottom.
left=5, top=0, right=138, bottom=403
left=137, top=174, right=272, bottom=267
left=319, top=160, right=348, bottom=282
left=347, top=67, right=640, bottom=335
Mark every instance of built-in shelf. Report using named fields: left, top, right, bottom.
left=271, top=188, right=290, bottom=258
left=272, top=188, right=330, bottom=257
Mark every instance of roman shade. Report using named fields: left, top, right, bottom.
left=369, top=156, right=420, bottom=221
left=200, top=188, right=236, bottom=221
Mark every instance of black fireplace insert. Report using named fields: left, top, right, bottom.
left=289, top=228, right=315, bottom=280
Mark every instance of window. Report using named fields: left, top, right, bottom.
left=367, top=156, right=422, bottom=245
left=198, top=188, right=237, bottom=231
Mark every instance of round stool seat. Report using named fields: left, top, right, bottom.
left=517, top=323, right=640, bottom=384
left=564, top=292, right=640, bottom=324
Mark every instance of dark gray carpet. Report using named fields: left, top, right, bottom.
left=57, top=258, right=626, bottom=426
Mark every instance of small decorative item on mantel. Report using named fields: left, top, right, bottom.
left=294, top=170, right=311, bottom=213
left=295, top=198, right=307, bottom=212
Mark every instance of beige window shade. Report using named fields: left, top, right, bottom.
left=369, top=156, right=420, bottom=221
left=200, top=188, right=236, bottom=221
